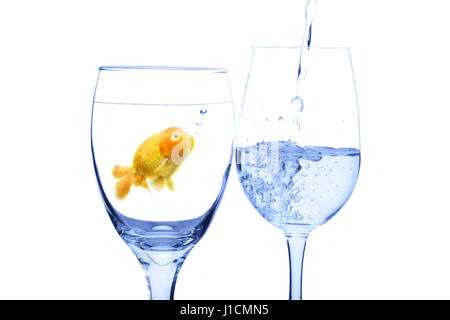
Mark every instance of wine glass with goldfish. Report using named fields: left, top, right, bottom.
left=236, top=47, right=360, bottom=299
left=90, top=66, right=234, bottom=299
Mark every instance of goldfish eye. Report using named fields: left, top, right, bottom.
left=171, top=133, right=180, bottom=141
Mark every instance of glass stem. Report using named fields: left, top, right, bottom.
left=129, top=246, right=193, bottom=300
left=144, top=259, right=182, bottom=300
left=286, top=235, right=308, bottom=300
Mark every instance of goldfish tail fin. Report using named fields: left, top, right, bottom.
left=115, top=173, right=133, bottom=200
left=150, top=176, right=164, bottom=192
left=165, top=178, right=175, bottom=192
left=112, top=165, right=130, bottom=179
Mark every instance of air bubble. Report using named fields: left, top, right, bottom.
left=291, top=96, right=304, bottom=112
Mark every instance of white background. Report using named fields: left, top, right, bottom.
left=1, top=0, right=450, bottom=299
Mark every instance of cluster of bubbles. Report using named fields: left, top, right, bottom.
left=194, top=108, right=207, bottom=135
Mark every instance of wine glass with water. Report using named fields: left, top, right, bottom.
left=91, top=66, right=234, bottom=299
left=236, top=47, right=360, bottom=299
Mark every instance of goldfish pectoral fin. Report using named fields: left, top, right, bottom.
left=165, top=178, right=175, bottom=192
left=149, top=176, right=164, bottom=192
left=154, top=158, right=168, bottom=173
left=112, top=165, right=130, bottom=179
left=115, top=173, right=133, bottom=200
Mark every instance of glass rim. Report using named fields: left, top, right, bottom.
left=98, top=65, right=228, bottom=73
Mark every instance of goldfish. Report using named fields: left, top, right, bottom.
left=112, top=127, right=194, bottom=200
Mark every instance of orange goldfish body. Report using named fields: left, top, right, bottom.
left=112, top=127, right=194, bottom=200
